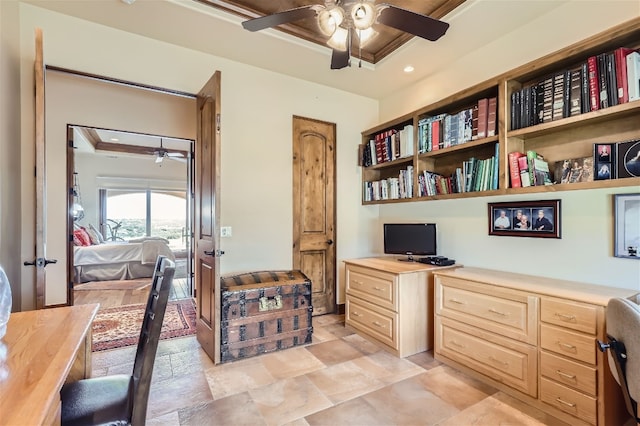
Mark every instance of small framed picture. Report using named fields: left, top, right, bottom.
left=594, top=143, right=615, bottom=180
left=614, top=193, right=640, bottom=259
left=488, top=199, right=561, bottom=238
left=616, top=139, right=640, bottom=179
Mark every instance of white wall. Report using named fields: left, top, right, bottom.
left=16, top=3, right=378, bottom=309
left=375, top=1, right=640, bottom=291
left=0, top=0, right=22, bottom=311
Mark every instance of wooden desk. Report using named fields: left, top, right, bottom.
left=0, top=304, right=99, bottom=425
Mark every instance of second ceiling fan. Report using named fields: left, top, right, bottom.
left=241, top=0, right=450, bottom=69
left=154, top=139, right=186, bottom=164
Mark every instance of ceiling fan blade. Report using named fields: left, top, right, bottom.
left=155, top=155, right=164, bottom=164
left=377, top=4, right=450, bottom=41
left=169, top=156, right=188, bottom=163
left=242, top=6, right=320, bottom=32
left=167, top=152, right=184, bottom=158
left=331, top=49, right=350, bottom=70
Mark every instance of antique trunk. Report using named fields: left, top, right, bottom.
left=220, top=270, right=313, bottom=363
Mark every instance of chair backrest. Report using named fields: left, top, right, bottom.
left=130, top=255, right=175, bottom=426
left=606, top=297, right=640, bottom=421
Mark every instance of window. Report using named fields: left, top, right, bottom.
left=103, top=189, right=187, bottom=250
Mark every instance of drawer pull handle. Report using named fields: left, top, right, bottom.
left=449, top=340, right=465, bottom=348
left=557, top=341, right=577, bottom=351
left=555, top=370, right=576, bottom=380
left=352, top=311, right=362, bottom=317
left=353, top=280, right=364, bottom=285
left=555, top=398, right=576, bottom=408
left=449, top=298, right=465, bottom=305
left=554, top=313, right=576, bottom=321
left=488, top=308, right=508, bottom=317
left=372, top=321, right=385, bottom=328
left=489, top=356, right=508, bottom=366
left=373, top=286, right=384, bottom=291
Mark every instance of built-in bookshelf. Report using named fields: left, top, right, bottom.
left=360, top=17, right=640, bottom=204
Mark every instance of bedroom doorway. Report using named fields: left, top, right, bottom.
left=70, top=125, right=195, bottom=308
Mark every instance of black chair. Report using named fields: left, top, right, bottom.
left=61, top=255, right=176, bottom=426
left=597, top=297, right=640, bottom=424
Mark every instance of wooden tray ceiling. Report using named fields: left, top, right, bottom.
left=195, top=0, right=467, bottom=64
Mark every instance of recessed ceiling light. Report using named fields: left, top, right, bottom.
left=110, top=138, right=119, bottom=142
left=404, top=65, right=415, bottom=73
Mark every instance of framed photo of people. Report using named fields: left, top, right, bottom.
left=614, top=193, right=640, bottom=259
left=488, top=199, right=561, bottom=238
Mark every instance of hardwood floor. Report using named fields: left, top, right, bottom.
left=74, top=278, right=191, bottom=307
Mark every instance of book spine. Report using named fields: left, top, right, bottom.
left=569, top=67, right=582, bottom=116
left=508, top=151, right=524, bottom=188
left=518, top=155, right=531, bottom=188
left=606, top=52, right=618, bottom=107
left=597, top=53, right=608, bottom=109
left=552, top=72, right=565, bottom=121
left=562, top=69, right=571, bottom=118
left=477, top=98, right=488, bottom=138
left=581, top=61, right=591, bottom=113
left=614, top=47, right=633, bottom=104
left=487, top=97, right=497, bottom=137
left=587, top=55, right=600, bottom=111
left=542, top=77, right=554, bottom=122
left=628, top=51, right=640, bottom=102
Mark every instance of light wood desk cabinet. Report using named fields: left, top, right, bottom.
left=344, top=257, right=457, bottom=358
left=433, top=267, right=638, bottom=426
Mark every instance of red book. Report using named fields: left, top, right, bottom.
left=477, top=98, right=488, bottom=138
left=487, top=97, right=497, bottom=136
left=508, top=151, right=525, bottom=188
left=587, top=55, right=600, bottom=111
left=615, top=47, right=636, bottom=104
left=375, top=133, right=384, bottom=164
left=431, top=120, right=440, bottom=151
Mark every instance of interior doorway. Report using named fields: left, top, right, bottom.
left=69, top=125, right=195, bottom=308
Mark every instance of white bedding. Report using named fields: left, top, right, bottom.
left=74, top=240, right=174, bottom=266
left=73, top=239, right=175, bottom=283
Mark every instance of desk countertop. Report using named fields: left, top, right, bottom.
left=0, top=303, right=99, bottom=425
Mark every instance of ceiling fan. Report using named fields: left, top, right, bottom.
left=241, top=1, right=450, bottom=69
left=154, top=139, right=185, bottom=164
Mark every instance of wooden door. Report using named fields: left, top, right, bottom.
left=33, top=28, right=49, bottom=309
left=195, top=71, right=222, bottom=364
left=292, top=116, right=336, bottom=315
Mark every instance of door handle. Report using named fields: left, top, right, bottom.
left=326, top=239, right=334, bottom=245
left=204, top=250, right=225, bottom=257
left=24, top=258, right=58, bottom=267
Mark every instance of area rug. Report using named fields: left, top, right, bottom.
left=75, top=278, right=151, bottom=291
left=92, top=298, right=197, bottom=352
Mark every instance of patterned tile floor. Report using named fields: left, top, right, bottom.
left=92, top=314, right=574, bottom=426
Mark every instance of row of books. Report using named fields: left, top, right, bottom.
left=510, top=48, right=640, bottom=131
left=508, top=151, right=553, bottom=188
left=417, top=97, right=497, bottom=153
left=418, top=143, right=500, bottom=196
left=509, top=139, right=640, bottom=189
left=360, top=124, right=414, bottom=167
left=363, top=166, right=414, bottom=202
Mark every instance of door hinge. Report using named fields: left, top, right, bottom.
left=216, top=113, right=221, bottom=134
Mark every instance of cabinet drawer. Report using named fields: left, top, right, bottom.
left=541, top=297, right=597, bottom=335
left=540, top=351, right=597, bottom=396
left=540, top=377, right=597, bottom=425
left=435, top=317, right=536, bottom=397
left=437, top=277, right=536, bottom=344
left=346, top=297, right=397, bottom=349
left=540, top=324, right=595, bottom=365
left=346, top=266, right=397, bottom=311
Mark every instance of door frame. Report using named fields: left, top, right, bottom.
left=37, top=64, right=199, bottom=307
left=66, top=124, right=195, bottom=303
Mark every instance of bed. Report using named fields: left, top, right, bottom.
left=73, top=238, right=175, bottom=283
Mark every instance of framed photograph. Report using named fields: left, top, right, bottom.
left=488, top=199, right=561, bottom=238
left=616, top=139, right=640, bottom=179
left=594, top=143, right=615, bottom=180
left=614, top=193, right=640, bottom=259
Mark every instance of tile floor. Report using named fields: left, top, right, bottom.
left=92, top=314, right=572, bottom=426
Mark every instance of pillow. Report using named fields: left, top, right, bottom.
left=73, top=229, right=92, bottom=246
left=88, top=223, right=105, bottom=244
left=72, top=232, right=83, bottom=247
left=84, top=226, right=101, bottom=245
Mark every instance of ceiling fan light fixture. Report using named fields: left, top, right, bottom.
left=356, top=27, right=377, bottom=48
left=317, top=9, right=336, bottom=36
left=351, top=2, right=376, bottom=30
left=327, top=26, right=349, bottom=51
